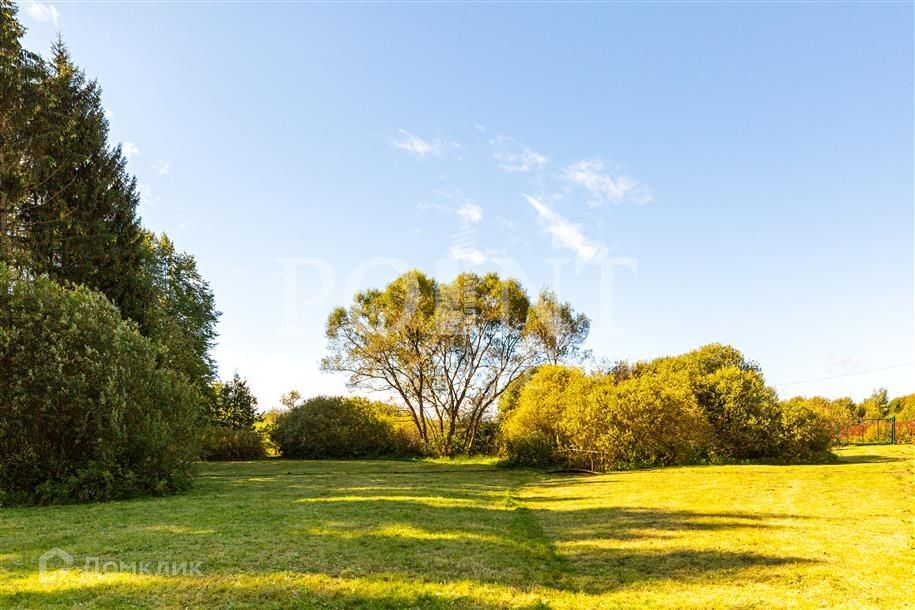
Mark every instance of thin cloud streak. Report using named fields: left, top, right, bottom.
left=564, top=159, right=653, bottom=206
left=492, top=136, right=547, bottom=173
left=524, top=195, right=607, bottom=263
left=392, top=129, right=456, bottom=159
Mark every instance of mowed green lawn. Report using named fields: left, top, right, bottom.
left=1, top=445, right=912, bottom=609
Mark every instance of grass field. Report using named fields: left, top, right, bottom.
left=1, top=445, right=912, bottom=609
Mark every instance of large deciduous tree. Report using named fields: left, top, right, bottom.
left=527, top=289, right=591, bottom=365
left=322, top=270, right=589, bottom=455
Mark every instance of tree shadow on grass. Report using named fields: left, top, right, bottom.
left=833, top=453, right=906, bottom=464
left=0, top=462, right=821, bottom=606
left=525, top=505, right=804, bottom=541
left=556, top=548, right=809, bottom=595
left=263, top=498, right=815, bottom=596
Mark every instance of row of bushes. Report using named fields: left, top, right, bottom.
left=203, top=347, right=875, bottom=469
left=501, top=345, right=836, bottom=470
left=199, top=427, right=267, bottom=461
left=0, top=274, right=880, bottom=506
left=779, top=393, right=915, bottom=445
left=202, top=347, right=840, bottom=471
left=199, top=395, right=422, bottom=461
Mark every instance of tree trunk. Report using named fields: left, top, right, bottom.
left=0, top=198, right=6, bottom=261
left=443, top=414, right=457, bottom=457
left=0, top=159, right=7, bottom=263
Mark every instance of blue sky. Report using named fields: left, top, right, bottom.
left=18, top=1, right=914, bottom=407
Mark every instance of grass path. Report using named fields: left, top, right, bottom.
left=0, top=446, right=912, bottom=608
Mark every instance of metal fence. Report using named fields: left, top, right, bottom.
left=838, top=418, right=898, bottom=446
left=553, top=448, right=608, bottom=472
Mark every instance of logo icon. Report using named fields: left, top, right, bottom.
left=38, top=548, right=73, bottom=583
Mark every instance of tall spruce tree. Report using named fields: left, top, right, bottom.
left=0, top=1, right=44, bottom=269
left=19, top=41, right=150, bottom=324
left=2, top=6, right=220, bottom=403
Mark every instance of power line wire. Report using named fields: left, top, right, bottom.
left=773, top=362, right=914, bottom=387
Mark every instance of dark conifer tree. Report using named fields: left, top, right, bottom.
left=20, top=41, right=150, bottom=324
left=2, top=6, right=220, bottom=403
left=0, top=0, right=44, bottom=269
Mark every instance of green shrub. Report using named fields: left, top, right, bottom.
left=389, top=423, right=424, bottom=457
left=580, top=371, right=713, bottom=470
left=271, top=396, right=420, bottom=459
left=0, top=267, right=202, bottom=505
left=501, top=365, right=589, bottom=463
left=698, top=366, right=782, bottom=459
left=889, top=393, right=915, bottom=422
left=776, top=401, right=836, bottom=463
left=200, top=426, right=267, bottom=461
left=502, top=366, right=711, bottom=469
left=644, top=344, right=781, bottom=459
left=503, top=432, right=557, bottom=467
left=465, top=418, right=501, bottom=456
left=256, top=409, right=284, bottom=456
left=421, top=415, right=499, bottom=457
left=781, top=396, right=853, bottom=446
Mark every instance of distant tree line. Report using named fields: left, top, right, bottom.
left=500, top=345, right=838, bottom=469
left=783, top=389, right=915, bottom=444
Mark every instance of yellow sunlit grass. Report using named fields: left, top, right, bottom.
left=1, top=447, right=911, bottom=608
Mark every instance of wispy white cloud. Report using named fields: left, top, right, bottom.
left=418, top=191, right=484, bottom=226
left=154, top=160, right=172, bottom=175
left=457, top=202, right=483, bottom=225
left=26, top=1, right=59, bottom=25
left=122, top=141, right=140, bottom=159
left=563, top=159, right=652, bottom=206
left=448, top=194, right=486, bottom=265
left=824, top=355, right=867, bottom=375
left=415, top=201, right=449, bottom=213
left=449, top=245, right=486, bottom=265
left=103, top=106, right=115, bottom=120
left=138, top=183, right=159, bottom=209
left=525, top=195, right=607, bottom=263
left=392, top=129, right=456, bottom=159
left=492, top=137, right=547, bottom=173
